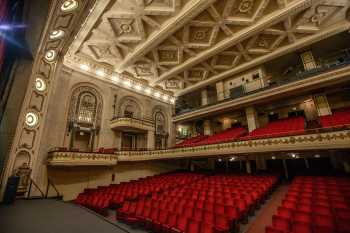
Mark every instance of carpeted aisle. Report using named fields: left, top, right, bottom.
left=243, top=184, right=289, bottom=233
left=0, top=199, right=128, bottom=233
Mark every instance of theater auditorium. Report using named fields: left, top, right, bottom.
left=1, top=0, right=350, bottom=233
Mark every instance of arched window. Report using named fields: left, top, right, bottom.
left=155, top=112, right=166, bottom=134
left=77, top=93, right=97, bottom=124
left=68, top=86, right=103, bottom=128
left=119, top=97, right=142, bottom=119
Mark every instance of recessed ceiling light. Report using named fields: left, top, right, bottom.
left=96, top=69, right=105, bottom=77
left=123, top=80, right=132, bottom=87
left=111, top=74, right=120, bottom=82
left=145, top=88, right=152, bottom=95
left=135, top=84, right=142, bottom=91
left=80, top=64, right=90, bottom=71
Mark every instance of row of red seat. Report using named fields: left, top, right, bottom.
left=320, top=108, right=350, bottom=128
left=175, top=135, right=209, bottom=148
left=117, top=175, right=277, bottom=233
left=176, top=117, right=305, bottom=148
left=74, top=173, right=204, bottom=215
left=266, top=176, right=350, bottom=233
left=242, top=117, right=305, bottom=140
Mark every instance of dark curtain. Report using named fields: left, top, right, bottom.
left=0, top=0, right=27, bottom=122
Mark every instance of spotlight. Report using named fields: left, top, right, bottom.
left=229, top=157, right=236, bottom=161
left=271, top=156, right=276, bottom=160
left=314, top=154, right=320, bottom=158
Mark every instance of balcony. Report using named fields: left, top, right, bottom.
left=174, top=48, right=350, bottom=122
left=47, top=127, right=350, bottom=165
left=47, top=151, right=118, bottom=166
left=110, top=117, right=155, bottom=132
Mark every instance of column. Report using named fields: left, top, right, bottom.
left=245, top=106, right=259, bottom=132
left=222, top=118, right=232, bottom=130
left=246, top=160, right=252, bottom=174
left=314, top=95, right=332, bottom=116
left=256, top=155, right=267, bottom=170
left=201, top=89, right=208, bottom=106
left=216, top=81, right=225, bottom=101
left=147, top=130, right=155, bottom=150
left=283, top=159, right=289, bottom=180
left=203, top=120, right=212, bottom=136
left=300, top=51, right=317, bottom=71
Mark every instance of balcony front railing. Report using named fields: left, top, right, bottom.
left=110, top=117, right=155, bottom=131
left=175, top=48, right=350, bottom=116
left=47, top=126, right=350, bottom=164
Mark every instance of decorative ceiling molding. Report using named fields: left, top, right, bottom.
left=63, top=0, right=350, bottom=96
left=151, top=0, right=350, bottom=93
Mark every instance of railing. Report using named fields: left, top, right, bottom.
left=110, top=117, right=155, bottom=130
left=175, top=48, right=350, bottom=115
left=47, top=126, right=350, bottom=163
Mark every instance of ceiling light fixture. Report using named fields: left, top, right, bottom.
left=95, top=69, right=105, bottom=77
left=145, top=88, right=152, bottom=95
left=61, top=0, right=79, bottom=12
left=80, top=64, right=90, bottom=71
left=44, top=50, right=56, bottom=62
left=35, top=78, right=46, bottom=92
left=49, top=30, right=65, bottom=40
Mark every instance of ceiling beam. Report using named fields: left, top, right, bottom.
left=176, top=20, right=350, bottom=96
left=116, top=0, right=216, bottom=72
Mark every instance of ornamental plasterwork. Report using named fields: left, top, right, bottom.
left=149, top=0, right=350, bottom=93
left=63, top=0, right=350, bottom=95
left=1, top=0, right=94, bottom=198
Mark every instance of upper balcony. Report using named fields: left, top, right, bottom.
left=174, top=48, right=350, bottom=122
left=110, top=117, right=155, bottom=132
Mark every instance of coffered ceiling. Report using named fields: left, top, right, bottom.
left=63, top=0, right=350, bottom=97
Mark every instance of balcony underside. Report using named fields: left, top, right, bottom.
left=47, top=129, right=350, bottom=165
